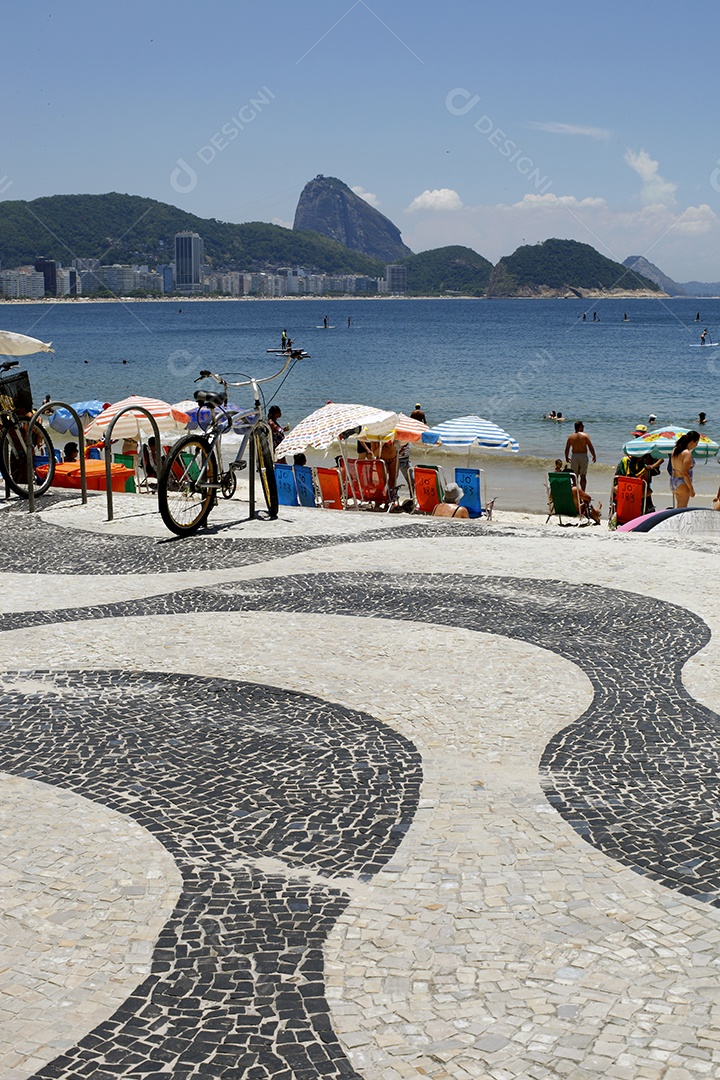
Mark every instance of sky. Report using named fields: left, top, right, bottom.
left=4, top=0, right=720, bottom=280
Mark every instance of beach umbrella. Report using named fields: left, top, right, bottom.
left=421, top=415, right=520, bottom=452
left=84, top=395, right=190, bottom=441
left=279, top=402, right=398, bottom=459
left=49, top=400, right=106, bottom=436
left=393, top=413, right=429, bottom=442
left=173, top=398, right=245, bottom=430
left=623, top=426, right=719, bottom=460
left=0, top=330, right=54, bottom=355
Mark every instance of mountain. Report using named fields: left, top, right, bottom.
left=399, top=246, right=492, bottom=296
left=623, top=256, right=687, bottom=296
left=487, top=238, right=661, bottom=297
left=293, top=175, right=411, bottom=262
left=679, top=281, right=720, bottom=297
left=0, top=192, right=385, bottom=275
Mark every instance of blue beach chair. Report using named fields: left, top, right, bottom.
left=275, top=463, right=298, bottom=506
left=454, top=467, right=494, bottom=519
left=293, top=464, right=317, bottom=508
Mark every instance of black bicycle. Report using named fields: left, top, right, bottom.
left=0, top=360, right=56, bottom=497
left=157, top=350, right=307, bottom=536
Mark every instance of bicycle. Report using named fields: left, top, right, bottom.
left=157, top=350, right=308, bottom=536
left=0, top=359, right=56, bottom=497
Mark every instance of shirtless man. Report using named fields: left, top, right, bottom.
left=565, top=420, right=596, bottom=492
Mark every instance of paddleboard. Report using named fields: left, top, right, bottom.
left=690, top=342, right=720, bottom=347
left=315, top=325, right=336, bottom=329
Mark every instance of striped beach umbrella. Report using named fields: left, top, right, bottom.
left=393, top=413, right=429, bottom=442
left=279, top=402, right=398, bottom=458
left=421, top=415, right=520, bottom=452
left=84, top=395, right=190, bottom=440
left=623, top=426, right=719, bottom=459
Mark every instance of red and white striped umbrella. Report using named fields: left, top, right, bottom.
left=393, top=413, right=429, bottom=442
left=84, top=395, right=190, bottom=440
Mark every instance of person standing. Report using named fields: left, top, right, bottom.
left=410, top=403, right=427, bottom=423
left=701, top=328, right=708, bottom=346
left=281, top=329, right=287, bottom=350
left=565, top=421, right=597, bottom=492
left=323, top=314, right=328, bottom=329
left=670, top=430, right=700, bottom=508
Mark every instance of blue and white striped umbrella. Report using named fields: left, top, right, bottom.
left=49, top=400, right=106, bottom=435
left=421, top=415, right=519, bottom=453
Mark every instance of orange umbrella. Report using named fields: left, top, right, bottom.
left=84, top=395, right=189, bottom=440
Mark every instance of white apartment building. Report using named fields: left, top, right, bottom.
left=0, top=268, right=46, bottom=298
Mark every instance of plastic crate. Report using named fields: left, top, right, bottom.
left=0, top=370, right=32, bottom=416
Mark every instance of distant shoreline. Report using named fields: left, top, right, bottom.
left=0, top=291, right=695, bottom=305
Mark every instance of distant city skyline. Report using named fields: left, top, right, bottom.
left=4, top=1, right=720, bottom=279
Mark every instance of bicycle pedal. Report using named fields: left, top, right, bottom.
left=231, top=460, right=247, bottom=471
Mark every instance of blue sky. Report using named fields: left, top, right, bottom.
left=4, top=0, right=720, bottom=278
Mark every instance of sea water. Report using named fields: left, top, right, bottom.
left=6, top=296, right=720, bottom=508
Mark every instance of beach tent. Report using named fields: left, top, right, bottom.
left=278, top=402, right=398, bottom=459
left=0, top=330, right=54, bottom=355
left=421, top=415, right=520, bottom=453
left=84, top=395, right=190, bottom=440
left=49, top=400, right=106, bottom=436
left=623, top=426, right=719, bottom=459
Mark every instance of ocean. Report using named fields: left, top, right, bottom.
left=6, top=296, right=720, bottom=510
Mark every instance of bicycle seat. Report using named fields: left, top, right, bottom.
left=194, top=389, right=227, bottom=407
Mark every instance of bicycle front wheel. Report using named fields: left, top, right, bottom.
left=254, top=425, right=278, bottom=519
left=0, top=424, right=56, bottom=497
left=157, top=435, right=216, bottom=536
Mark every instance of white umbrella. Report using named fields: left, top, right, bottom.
left=421, top=415, right=519, bottom=453
left=0, top=330, right=54, bottom=355
left=279, top=402, right=398, bottom=459
left=84, top=395, right=190, bottom=441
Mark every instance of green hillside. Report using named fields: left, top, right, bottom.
left=400, top=246, right=493, bottom=296
left=0, top=193, right=385, bottom=275
left=487, top=238, right=660, bottom=296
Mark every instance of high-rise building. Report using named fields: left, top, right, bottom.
left=34, top=257, right=58, bottom=296
left=174, top=232, right=205, bottom=294
left=385, top=264, right=407, bottom=294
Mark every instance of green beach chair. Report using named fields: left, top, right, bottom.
left=546, top=471, right=589, bottom=527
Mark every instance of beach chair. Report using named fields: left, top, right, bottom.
left=356, top=458, right=393, bottom=510
left=414, top=465, right=444, bottom=514
left=113, top=452, right=136, bottom=493
left=454, top=467, right=494, bottom=520
left=338, top=456, right=361, bottom=507
left=545, top=471, right=589, bottom=527
left=315, top=466, right=345, bottom=510
left=612, top=475, right=646, bottom=527
left=275, top=463, right=299, bottom=506
left=293, top=465, right=317, bottom=508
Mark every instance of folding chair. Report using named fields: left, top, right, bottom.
left=414, top=465, right=444, bottom=514
left=293, top=465, right=317, bottom=508
left=612, top=475, right=646, bottom=527
left=356, top=458, right=393, bottom=510
left=315, top=467, right=345, bottom=509
left=454, top=467, right=494, bottom=520
left=275, top=463, right=299, bottom=506
left=545, top=471, right=589, bottom=527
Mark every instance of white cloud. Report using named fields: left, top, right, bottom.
left=271, top=216, right=293, bottom=229
left=625, top=148, right=677, bottom=206
left=351, top=185, right=379, bottom=207
left=406, top=188, right=464, bottom=212
left=529, top=121, right=611, bottom=141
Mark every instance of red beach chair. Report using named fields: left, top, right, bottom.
left=414, top=466, right=444, bottom=514
left=613, top=475, right=646, bottom=526
left=356, top=458, right=391, bottom=509
left=315, top=467, right=346, bottom=510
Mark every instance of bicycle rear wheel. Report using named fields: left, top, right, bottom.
left=157, top=435, right=216, bottom=536
left=0, top=424, right=56, bottom=497
left=254, top=424, right=278, bottom=519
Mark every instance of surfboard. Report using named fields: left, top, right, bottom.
left=690, top=342, right=720, bottom=347
left=315, top=325, right=336, bottom=329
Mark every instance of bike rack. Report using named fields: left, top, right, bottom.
left=101, top=407, right=163, bottom=522
left=26, top=402, right=89, bottom=514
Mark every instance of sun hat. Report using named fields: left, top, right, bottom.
left=648, top=414, right=657, bottom=422
left=443, top=482, right=462, bottom=503
left=415, top=403, right=422, bottom=409
left=632, top=423, right=648, bottom=436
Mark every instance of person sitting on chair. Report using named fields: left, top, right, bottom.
left=142, top=437, right=159, bottom=479
left=63, top=441, right=79, bottom=463
left=432, top=482, right=469, bottom=519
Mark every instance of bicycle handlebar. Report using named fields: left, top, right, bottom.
left=0, top=360, right=19, bottom=373
left=194, top=349, right=307, bottom=390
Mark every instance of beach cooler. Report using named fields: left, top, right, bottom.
left=37, top=460, right=134, bottom=492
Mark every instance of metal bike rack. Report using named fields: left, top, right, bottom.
left=26, top=402, right=88, bottom=514
left=101, top=407, right=163, bottom=521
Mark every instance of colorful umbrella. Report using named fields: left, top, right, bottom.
left=84, top=395, right=190, bottom=441
left=421, top=415, right=519, bottom=452
left=0, top=330, right=54, bottom=355
left=49, top=400, right=106, bottom=435
left=393, top=413, right=429, bottom=442
left=279, top=403, right=398, bottom=458
left=623, top=426, right=719, bottom=459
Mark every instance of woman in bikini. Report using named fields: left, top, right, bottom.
left=670, top=430, right=700, bottom=508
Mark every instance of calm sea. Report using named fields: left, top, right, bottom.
left=6, top=296, right=720, bottom=466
